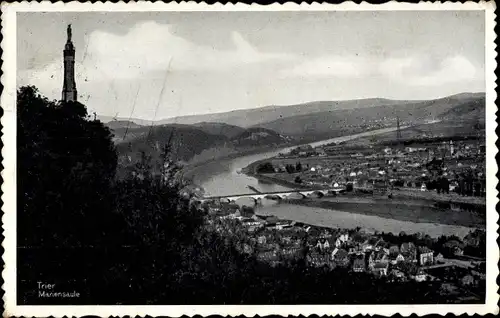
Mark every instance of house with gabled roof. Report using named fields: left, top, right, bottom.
left=390, top=253, right=405, bottom=265
left=316, top=237, right=331, bottom=251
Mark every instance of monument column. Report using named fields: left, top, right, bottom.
left=62, top=24, right=77, bottom=102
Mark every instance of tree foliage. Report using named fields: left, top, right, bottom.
left=17, top=86, right=118, bottom=247
left=256, top=161, right=275, bottom=173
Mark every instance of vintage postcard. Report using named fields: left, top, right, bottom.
left=1, top=1, right=498, bottom=317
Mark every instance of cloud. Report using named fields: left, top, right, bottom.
left=281, top=56, right=370, bottom=79
left=280, top=54, right=480, bottom=87
left=86, top=22, right=294, bottom=77
left=379, top=55, right=478, bottom=86
left=18, top=21, right=294, bottom=89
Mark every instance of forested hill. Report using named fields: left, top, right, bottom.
left=113, top=124, right=228, bottom=165
left=230, top=127, right=292, bottom=147
left=192, top=122, right=246, bottom=139
left=109, top=122, right=292, bottom=172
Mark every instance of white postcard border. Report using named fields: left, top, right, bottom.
left=1, top=1, right=498, bottom=317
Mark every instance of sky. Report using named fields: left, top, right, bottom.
left=17, top=11, right=485, bottom=121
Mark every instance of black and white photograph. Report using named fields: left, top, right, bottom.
left=2, top=1, right=498, bottom=316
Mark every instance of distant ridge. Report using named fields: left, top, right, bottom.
left=98, top=92, right=485, bottom=128
left=255, top=92, right=485, bottom=139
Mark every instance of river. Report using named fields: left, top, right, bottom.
left=192, top=126, right=404, bottom=197
left=192, top=124, right=476, bottom=238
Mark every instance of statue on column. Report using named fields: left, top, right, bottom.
left=67, top=24, right=72, bottom=42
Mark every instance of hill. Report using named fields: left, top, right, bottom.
left=114, top=124, right=228, bottom=171
left=192, top=122, right=246, bottom=139
left=153, top=98, right=419, bottom=128
left=230, top=127, right=292, bottom=148
left=100, top=98, right=421, bottom=128
left=104, top=120, right=143, bottom=130
left=110, top=122, right=293, bottom=172
left=98, top=115, right=152, bottom=126
left=98, top=92, right=484, bottom=130
left=437, top=95, right=486, bottom=121
left=255, top=93, right=485, bottom=140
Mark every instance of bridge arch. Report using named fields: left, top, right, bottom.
left=234, top=196, right=258, bottom=207
left=307, top=190, right=324, bottom=198
left=264, top=194, right=282, bottom=201
left=287, top=192, right=306, bottom=200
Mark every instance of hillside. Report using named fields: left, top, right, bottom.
left=99, top=92, right=484, bottom=130
left=104, top=120, right=143, bottom=130
left=114, top=125, right=228, bottom=169
left=154, top=98, right=420, bottom=127
left=437, top=95, right=486, bottom=121
left=105, top=92, right=485, bottom=157
left=100, top=98, right=422, bottom=128
left=255, top=93, right=485, bottom=140
left=110, top=122, right=293, bottom=171
left=192, top=122, right=246, bottom=139
left=230, top=127, right=292, bottom=148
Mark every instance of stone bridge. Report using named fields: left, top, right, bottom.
left=196, top=187, right=345, bottom=204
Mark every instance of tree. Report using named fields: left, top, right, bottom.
left=346, top=183, right=354, bottom=192
left=256, top=162, right=275, bottom=173
left=296, top=162, right=302, bottom=172
left=17, top=86, right=119, bottom=248
left=294, top=176, right=303, bottom=184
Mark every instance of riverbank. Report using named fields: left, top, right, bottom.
left=181, top=144, right=289, bottom=181
left=245, top=169, right=309, bottom=190
left=278, top=193, right=485, bottom=229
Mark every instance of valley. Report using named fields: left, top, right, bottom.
left=105, top=92, right=485, bottom=179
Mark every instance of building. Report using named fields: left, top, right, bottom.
left=316, top=238, right=331, bottom=251
left=372, top=262, right=389, bottom=276
left=352, top=256, right=365, bottom=272
left=62, top=24, right=78, bottom=102
left=400, top=242, right=417, bottom=262
left=389, top=245, right=400, bottom=256
left=372, top=250, right=389, bottom=264
left=434, top=252, right=444, bottom=263
left=418, top=246, right=434, bottom=266
left=413, top=269, right=427, bottom=282
left=390, top=253, right=405, bottom=265
left=332, top=248, right=350, bottom=267
left=335, top=232, right=349, bottom=248
left=307, top=252, right=335, bottom=269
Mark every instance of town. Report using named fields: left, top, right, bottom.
left=198, top=196, right=486, bottom=302
left=193, top=121, right=487, bottom=302
left=250, top=126, right=486, bottom=199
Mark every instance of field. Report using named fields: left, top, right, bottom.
left=349, top=119, right=485, bottom=147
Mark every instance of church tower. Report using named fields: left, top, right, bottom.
left=62, top=24, right=77, bottom=102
